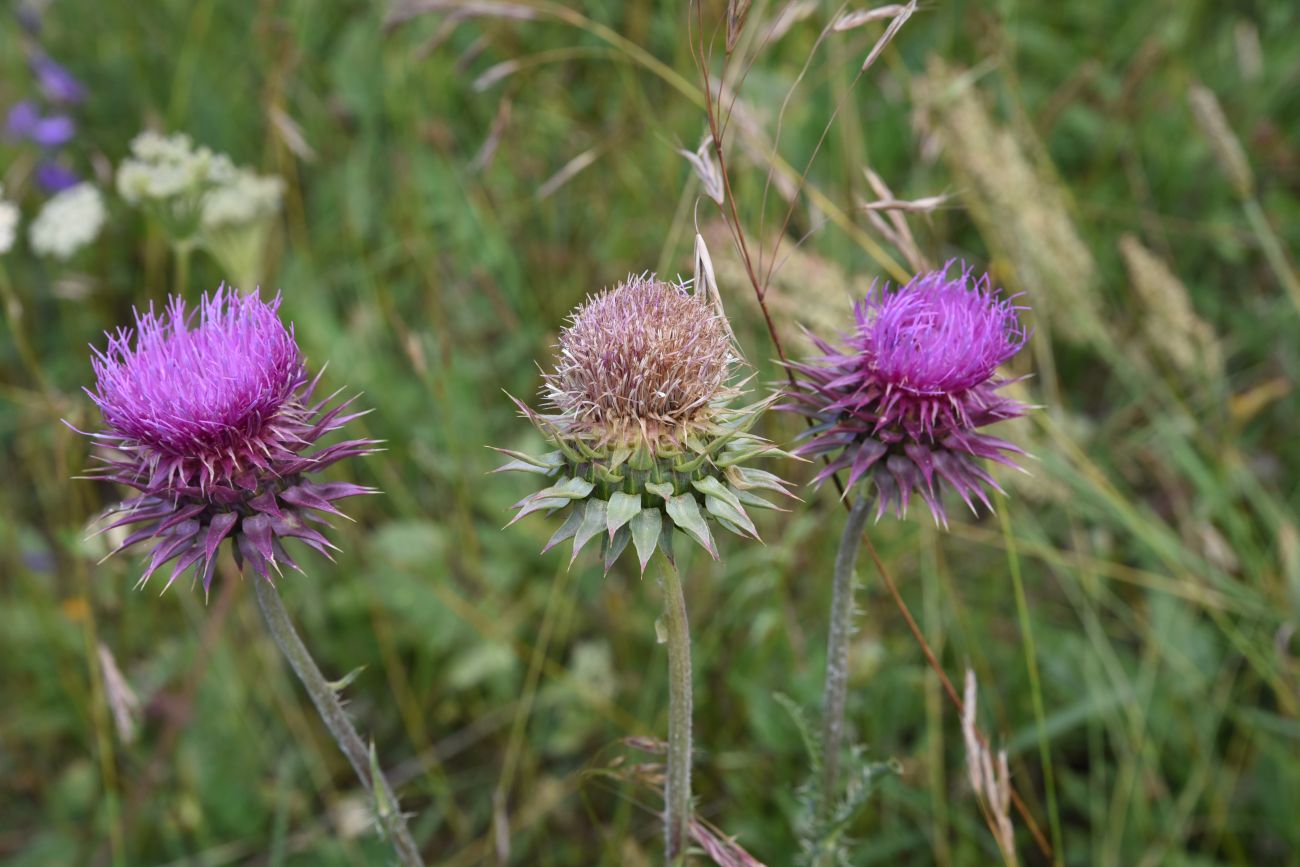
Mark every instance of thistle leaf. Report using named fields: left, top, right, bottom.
left=645, top=481, right=675, bottom=500
left=692, top=475, right=742, bottom=511
left=571, top=498, right=607, bottom=566
left=606, top=491, right=642, bottom=537
left=666, top=493, right=717, bottom=558
left=704, top=494, right=758, bottom=538
left=542, top=501, right=585, bottom=553
left=489, top=447, right=565, bottom=469
left=536, top=476, right=595, bottom=500
left=604, top=525, right=631, bottom=573
left=507, top=495, right=569, bottom=526
left=630, top=507, right=662, bottom=573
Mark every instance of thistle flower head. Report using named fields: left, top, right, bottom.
left=784, top=263, right=1030, bottom=525
left=500, top=274, right=792, bottom=573
left=542, top=273, right=739, bottom=448
left=80, top=286, right=377, bottom=591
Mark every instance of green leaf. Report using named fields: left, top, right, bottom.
left=536, top=476, right=595, bottom=500
left=571, top=498, right=607, bottom=566
left=604, top=525, right=631, bottom=573
left=506, top=495, right=569, bottom=526
left=705, top=494, right=758, bottom=538
left=630, top=507, right=662, bottom=573
left=489, top=447, right=565, bottom=469
left=645, top=481, right=675, bottom=500
left=542, top=501, right=586, bottom=553
left=606, top=491, right=642, bottom=537
left=665, top=493, right=717, bottom=558
left=692, top=475, right=742, bottom=511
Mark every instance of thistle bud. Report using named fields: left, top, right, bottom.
left=499, top=274, right=792, bottom=572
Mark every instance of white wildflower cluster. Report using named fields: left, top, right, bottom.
left=201, top=167, right=284, bottom=230
left=116, top=131, right=235, bottom=207
left=0, top=184, right=18, bottom=255
left=29, top=182, right=105, bottom=260
left=116, top=128, right=284, bottom=252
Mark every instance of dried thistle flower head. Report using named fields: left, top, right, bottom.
left=542, top=273, right=740, bottom=448
left=784, top=263, right=1030, bottom=525
left=500, top=274, right=792, bottom=572
left=79, top=286, right=377, bottom=592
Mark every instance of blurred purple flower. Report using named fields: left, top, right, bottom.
left=35, top=160, right=79, bottom=192
left=5, top=100, right=75, bottom=147
left=783, top=263, right=1031, bottom=525
left=79, top=287, right=379, bottom=592
left=33, top=55, right=86, bottom=104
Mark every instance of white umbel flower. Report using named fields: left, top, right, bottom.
left=201, top=168, right=284, bottom=230
left=30, top=183, right=105, bottom=260
left=116, top=131, right=235, bottom=205
left=0, top=184, right=18, bottom=255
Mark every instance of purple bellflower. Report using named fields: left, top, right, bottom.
left=79, top=287, right=378, bottom=592
left=32, top=55, right=86, bottom=105
left=5, top=100, right=75, bottom=148
left=35, top=160, right=79, bottom=193
left=784, top=263, right=1030, bottom=525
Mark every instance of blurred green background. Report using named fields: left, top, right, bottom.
left=2, top=0, right=1299, bottom=864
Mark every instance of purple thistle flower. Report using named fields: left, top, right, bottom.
left=32, top=54, right=86, bottom=105
left=783, top=263, right=1031, bottom=526
left=78, top=287, right=378, bottom=592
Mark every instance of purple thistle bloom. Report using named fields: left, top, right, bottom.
left=783, top=263, right=1031, bottom=526
left=79, top=287, right=378, bottom=592
left=32, top=55, right=86, bottom=105
left=35, top=160, right=79, bottom=192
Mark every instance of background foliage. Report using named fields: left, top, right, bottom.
left=2, top=0, right=1299, bottom=864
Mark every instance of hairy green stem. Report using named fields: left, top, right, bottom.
left=252, top=578, right=425, bottom=867
left=660, top=558, right=693, bottom=864
left=819, top=492, right=873, bottom=825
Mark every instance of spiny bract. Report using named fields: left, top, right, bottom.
left=783, top=263, right=1030, bottom=525
left=80, top=286, right=377, bottom=591
left=499, top=273, right=793, bottom=572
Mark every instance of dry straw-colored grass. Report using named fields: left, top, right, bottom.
left=912, top=59, right=1105, bottom=346
left=1118, top=234, right=1224, bottom=392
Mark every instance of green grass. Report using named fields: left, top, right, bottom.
left=2, top=1, right=1299, bottom=864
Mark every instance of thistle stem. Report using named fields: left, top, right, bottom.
left=819, top=492, right=872, bottom=827
left=252, top=577, right=425, bottom=867
left=660, top=557, right=693, bottom=864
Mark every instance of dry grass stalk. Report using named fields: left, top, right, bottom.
left=1187, top=82, right=1254, bottom=200
left=1118, top=234, right=1224, bottom=391
left=913, top=59, right=1105, bottom=346
left=963, top=670, right=1019, bottom=867
left=97, top=642, right=141, bottom=746
left=700, top=220, right=865, bottom=352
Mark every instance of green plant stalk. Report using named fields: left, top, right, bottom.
left=660, top=557, right=693, bottom=864
left=173, top=240, right=193, bottom=294
left=252, top=578, right=425, bottom=867
left=819, top=492, right=873, bottom=826
left=997, top=495, right=1064, bottom=863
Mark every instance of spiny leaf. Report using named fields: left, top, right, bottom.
left=692, top=475, right=742, bottom=511
left=604, top=525, right=630, bottom=573
left=571, top=498, right=607, bottom=566
left=705, top=495, right=758, bottom=538
left=631, top=507, right=662, bottom=573
left=645, top=481, right=675, bottom=500
left=606, top=491, right=642, bottom=537
left=542, top=501, right=585, bottom=553
left=666, top=493, right=717, bottom=558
